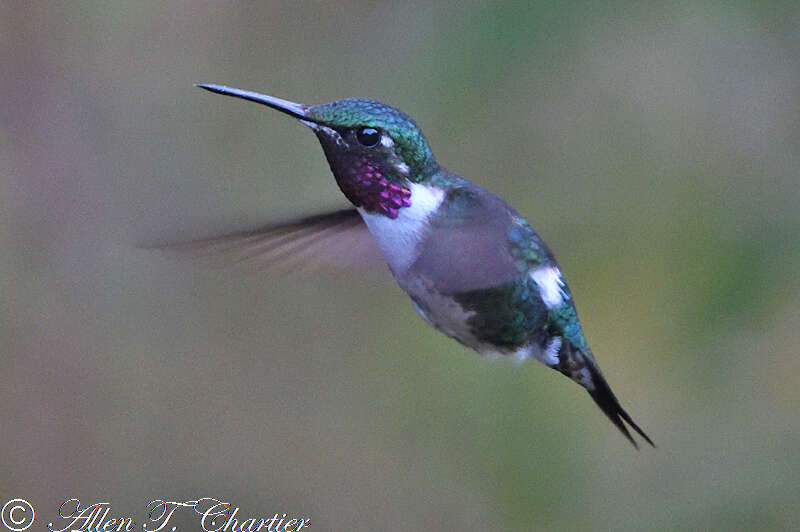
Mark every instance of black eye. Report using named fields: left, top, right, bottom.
left=356, top=127, right=381, bottom=147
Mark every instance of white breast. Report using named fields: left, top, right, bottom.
left=358, top=182, right=444, bottom=274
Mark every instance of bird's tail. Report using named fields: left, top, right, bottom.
left=583, top=358, right=654, bottom=449
left=552, top=342, right=654, bottom=449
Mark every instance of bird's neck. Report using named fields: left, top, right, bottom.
left=357, top=180, right=448, bottom=274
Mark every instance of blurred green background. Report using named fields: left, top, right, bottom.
left=2, top=1, right=799, bottom=530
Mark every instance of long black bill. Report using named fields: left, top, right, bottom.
left=196, top=83, right=310, bottom=121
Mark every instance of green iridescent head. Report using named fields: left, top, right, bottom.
left=305, top=98, right=436, bottom=180
left=197, top=84, right=439, bottom=218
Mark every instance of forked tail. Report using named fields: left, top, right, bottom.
left=545, top=340, right=654, bottom=449
left=584, top=361, right=655, bottom=449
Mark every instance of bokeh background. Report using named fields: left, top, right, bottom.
left=2, top=2, right=799, bottom=530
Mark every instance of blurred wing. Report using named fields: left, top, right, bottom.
left=150, top=209, right=389, bottom=279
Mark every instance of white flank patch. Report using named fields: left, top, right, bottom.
left=359, top=182, right=444, bottom=273
left=542, top=336, right=562, bottom=366
left=531, top=266, right=567, bottom=308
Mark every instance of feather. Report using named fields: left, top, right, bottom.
left=145, top=209, right=389, bottom=279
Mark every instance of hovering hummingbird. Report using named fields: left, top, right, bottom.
left=188, top=83, right=654, bottom=448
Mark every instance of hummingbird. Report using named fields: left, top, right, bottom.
left=188, top=83, right=654, bottom=448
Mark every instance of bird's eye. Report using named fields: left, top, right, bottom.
left=356, top=127, right=381, bottom=147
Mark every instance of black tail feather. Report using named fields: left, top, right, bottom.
left=585, top=362, right=655, bottom=449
